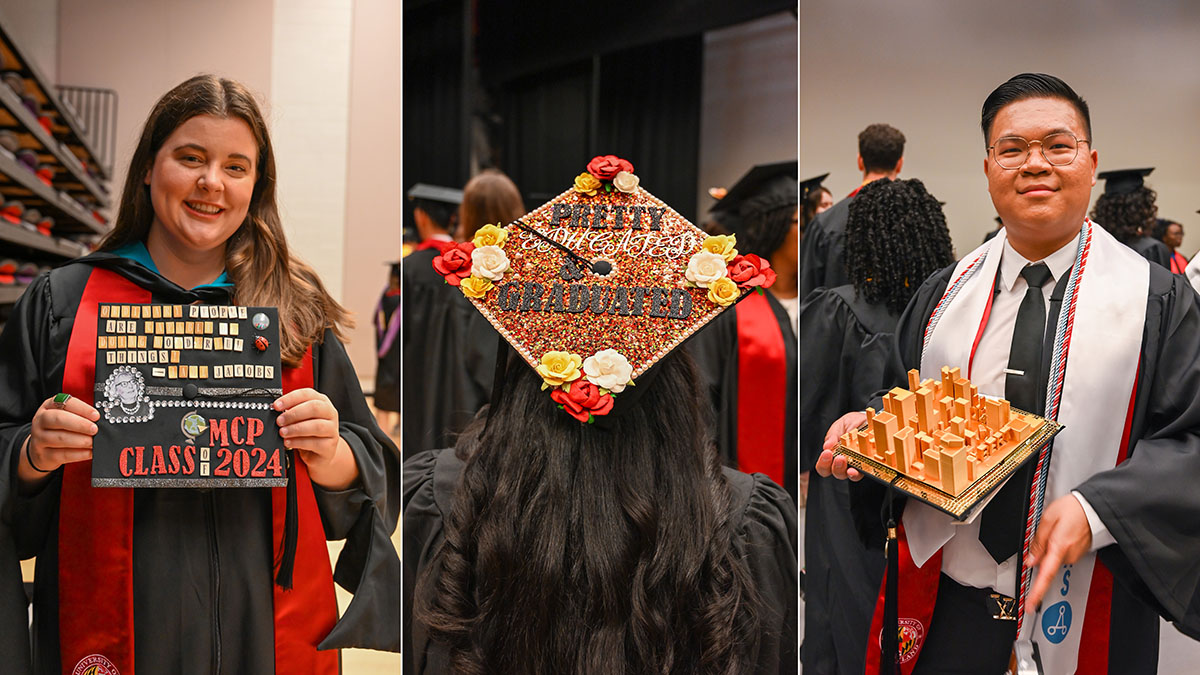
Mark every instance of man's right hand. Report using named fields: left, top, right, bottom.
left=814, top=411, right=868, bottom=480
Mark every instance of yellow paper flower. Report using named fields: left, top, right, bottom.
left=472, top=223, right=509, bottom=248
left=573, top=172, right=602, bottom=196
left=460, top=275, right=494, bottom=299
left=707, top=276, right=740, bottom=306
left=536, top=351, right=583, bottom=388
left=702, top=234, right=738, bottom=261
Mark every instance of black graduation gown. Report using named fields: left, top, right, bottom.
left=798, top=196, right=852, bottom=300
left=849, top=259, right=1200, bottom=673
left=1128, top=235, right=1173, bottom=270
left=0, top=253, right=400, bottom=673
left=798, top=286, right=896, bottom=675
left=402, top=448, right=799, bottom=675
left=686, top=291, right=798, bottom=500
left=400, top=247, right=498, bottom=458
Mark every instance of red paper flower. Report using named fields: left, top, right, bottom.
left=586, top=155, right=634, bottom=181
left=727, top=254, right=776, bottom=289
left=431, top=241, right=475, bottom=286
left=550, top=380, right=615, bottom=423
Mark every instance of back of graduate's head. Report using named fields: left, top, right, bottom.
left=858, top=123, right=906, bottom=175
left=412, top=198, right=457, bottom=234
left=457, top=170, right=526, bottom=241
left=981, top=73, right=1092, bottom=145
left=845, top=177, right=955, bottom=315
left=1092, top=185, right=1158, bottom=245
left=103, top=74, right=350, bottom=365
left=415, top=348, right=762, bottom=674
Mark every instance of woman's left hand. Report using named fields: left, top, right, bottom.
left=274, top=388, right=359, bottom=489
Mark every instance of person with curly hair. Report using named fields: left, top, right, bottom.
left=798, top=177, right=953, bottom=675
left=799, top=122, right=906, bottom=299
left=1092, top=168, right=1171, bottom=269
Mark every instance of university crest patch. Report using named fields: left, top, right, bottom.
left=72, top=654, right=119, bottom=675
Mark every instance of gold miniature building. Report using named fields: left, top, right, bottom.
left=840, top=367, right=1037, bottom=497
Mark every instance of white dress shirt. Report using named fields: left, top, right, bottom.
left=939, top=237, right=1114, bottom=597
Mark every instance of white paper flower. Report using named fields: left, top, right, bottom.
left=685, top=250, right=729, bottom=287
left=613, top=171, right=640, bottom=193
left=583, top=348, right=633, bottom=393
left=471, top=245, right=510, bottom=281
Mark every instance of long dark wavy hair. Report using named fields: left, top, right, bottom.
left=99, top=74, right=351, bottom=365
left=1091, top=187, right=1158, bottom=245
left=414, top=350, right=762, bottom=674
left=844, top=178, right=955, bottom=315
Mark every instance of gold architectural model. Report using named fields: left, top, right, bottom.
left=834, top=367, right=1062, bottom=519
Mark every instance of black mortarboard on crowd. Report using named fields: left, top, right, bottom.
left=407, top=183, right=463, bottom=230
left=709, top=160, right=799, bottom=257
left=799, top=173, right=829, bottom=202
left=1098, top=167, right=1154, bottom=195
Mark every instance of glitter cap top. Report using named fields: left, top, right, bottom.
left=430, top=155, right=776, bottom=423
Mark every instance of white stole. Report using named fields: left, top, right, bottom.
left=908, top=222, right=1146, bottom=674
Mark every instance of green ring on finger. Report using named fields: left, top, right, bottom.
left=53, top=392, right=72, bottom=409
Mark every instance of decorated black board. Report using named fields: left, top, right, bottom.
left=91, top=303, right=287, bottom=487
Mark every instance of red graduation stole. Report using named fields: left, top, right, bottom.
left=734, top=291, right=787, bottom=486
left=58, top=267, right=339, bottom=674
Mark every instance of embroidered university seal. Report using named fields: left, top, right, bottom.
left=897, top=617, right=925, bottom=664
left=72, top=653, right=119, bottom=675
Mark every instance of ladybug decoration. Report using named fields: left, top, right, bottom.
left=254, top=335, right=269, bottom=352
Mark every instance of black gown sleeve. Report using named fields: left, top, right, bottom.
left=798, top=211, right=829, bottom=300
left=726, top=470, right=799, bottom=674
left=1074, top=270, right=1200, bottom=638
left=798, top=288, right=897, bottom=472
left=310, top=330, right=402, bottom=651
left=685, top=309, right=739, bottom=470
left=402, top=448, right=451, bottom=675
left=401, top=254, right=498, bottom=458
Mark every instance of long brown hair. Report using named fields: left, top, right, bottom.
left=100, top=75, right=351, bottom=365
left=456, top=169, right=525, bottom=240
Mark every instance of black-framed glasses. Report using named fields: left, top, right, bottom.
left=988, top=131, right=1089, bottom=170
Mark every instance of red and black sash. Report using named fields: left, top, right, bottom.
left=734, top=291, right=787, bottom=486
left=58, top=267, right=339, bottom=674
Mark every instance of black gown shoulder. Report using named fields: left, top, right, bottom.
left=402, top=449, right=798, bottom=674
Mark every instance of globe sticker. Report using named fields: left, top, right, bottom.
left=181, top=411, right=208, bottom=441
left=251, top=312, right=270, bottom=330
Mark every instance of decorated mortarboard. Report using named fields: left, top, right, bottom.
left=406, top=183, right=464, bottom=205
left=710, top=160, right=798, bottom=256
left=430, top=154, right=776, bottom=423
left=1098, top=167, right=1154, bottom=195
left=799, top=173, right=829, bottom=201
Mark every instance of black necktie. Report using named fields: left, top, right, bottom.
left=979, top=262, right=1053, bottom=563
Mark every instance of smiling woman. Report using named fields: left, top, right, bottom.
left=0, top=75, right=400, bottom=672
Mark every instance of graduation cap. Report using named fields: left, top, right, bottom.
left=407, top=183, right=463, bottom=231
left=427, top=154, right=776, bottom=423
left=799, top=173, right=829, bottom=202
left=406, top=183, right=463, bottom=205
left=709, top=161, right=799, bottom=257
left=1098, top=167, right=1153, bottom=195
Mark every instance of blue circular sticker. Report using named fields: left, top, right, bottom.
left=1041, top=601, right=1072, bottom=644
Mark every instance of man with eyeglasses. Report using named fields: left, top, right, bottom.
left=816, top=73, right=1200, bottom=674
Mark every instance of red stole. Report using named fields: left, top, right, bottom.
left=58, top=267, right=339, bottom=674
left=864, top=523, right=942, bottom=675
left=734, top=291, right=787, bottom=486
